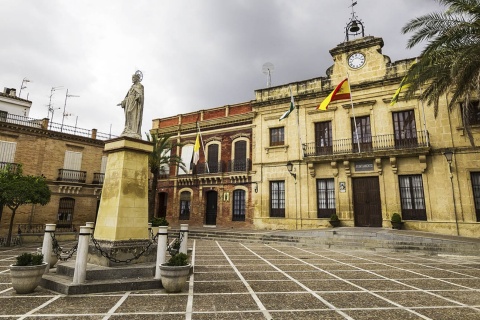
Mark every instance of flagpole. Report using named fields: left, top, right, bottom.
left=346, top=72, right=361, bottom=152
left=290, top=86, right=304, bottom=158
left=196, top=121, right=209, bottom=173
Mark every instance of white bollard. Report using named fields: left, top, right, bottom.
left=180, top=224, right=188, bottom=255
left=85, top=222, right=95, bottom=231
left=41, top=224, right=56, bottom=273
left=154, top=226, right=169, bottom=279
left=73, top=226, right=91, bottom=284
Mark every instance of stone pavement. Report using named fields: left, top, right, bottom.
left=1, top=235, right=480, bottom=319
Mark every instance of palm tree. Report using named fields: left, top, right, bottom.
left=401, top=0, right=480, bottom=145
left=145, top=132, right=185, bottom=221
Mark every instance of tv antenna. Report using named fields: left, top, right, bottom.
left=61, top=89, right=80, bottom=132
left=19, top=77, right=32, bottom=98
left=46, top=86, right=63, bottom=127
left=262, top=62, right=275, bottom=87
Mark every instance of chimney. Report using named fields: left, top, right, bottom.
left=3, top=87, right=17, bottom=97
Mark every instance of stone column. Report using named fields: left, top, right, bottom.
left=155, top=226, right=169, bottom=279
left=41, top=224, right=56, bottom=273
left=73, top=226, right=92, bottom=284
left=180, top=224, right=188, bottom=255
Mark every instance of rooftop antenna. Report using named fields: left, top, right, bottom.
left=46, top=86, right=63, bottom=128
left=262, top=62, right=275, bottom=87
left=61, top=89, right=80, bottom=132
left=19, top=77, right=32, bottom=98
left=346, top=0, right=364, bottom=41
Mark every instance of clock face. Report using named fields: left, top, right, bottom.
left=348, top=53, right=366, bottom=69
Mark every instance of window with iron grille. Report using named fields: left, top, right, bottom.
left=399, top=175, right=427, bottom=220
left=207, top=144, right=220, bottom=173
left=317, top=178, right=336, bottom=218
left=57, top=197, right=75, bottom=226
left=351, top=116, right=372, bottom=152
left=393, top=110, right=417, bottom=147
left=233, top=140, right=247, bottom=171
left=270, top=181, right=285, bottom=217
left=179, top=191, right=191, bottom=220
left=471, top=172, right=480, bottom=221
left=232, top=190, right=246, bottom=221
left=270, top=127, right=284, bottom=146
left=315, top=121, right=332, bottom=155
left=462, top=101, right=480, bottom=126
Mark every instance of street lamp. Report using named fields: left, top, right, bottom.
left=286, top=161, right=296, bottom=180
left=443, top=149, right=459, bottom=235
left=444, top=150, right=453, bottom=173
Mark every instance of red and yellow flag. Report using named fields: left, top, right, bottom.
left=317, top=78, right=351, bottom=110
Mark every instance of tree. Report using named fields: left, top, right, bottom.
left=0, top=165, right=51, bottom=246
left=401, top=0, right=480, bottom=145
left=145, top=132, right=185, bottom=221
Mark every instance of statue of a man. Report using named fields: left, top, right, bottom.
left=118, top=70, right=144, bottom=139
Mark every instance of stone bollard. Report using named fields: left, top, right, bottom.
left=180, top=224, right=188, bottom=255
left=73, top=226, right=92, bottom=284
left=41, top=224, right=56, bottom=273
left=85, top=222, right=95, bottom=231
left=155, top=226, right=169, bottom=279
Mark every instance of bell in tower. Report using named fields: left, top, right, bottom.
left=345, top=1, right=365, bottom=41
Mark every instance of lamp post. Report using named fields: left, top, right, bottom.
left=444, top=149, right=459, bottom=235
left=286, top=161, right=296, bottom=180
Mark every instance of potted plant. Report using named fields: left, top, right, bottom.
left=329, top=213, right=340, bottom=228
left=159, top=252, right=191, bottom=293
left=391, top=213, right=403, bottom=230
left=9, top=252, right=47, bottom=294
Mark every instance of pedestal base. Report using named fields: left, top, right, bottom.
left=88, top=240, right=157, bottom=267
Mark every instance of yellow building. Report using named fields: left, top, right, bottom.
left=251, top=35, right=480, bottom=237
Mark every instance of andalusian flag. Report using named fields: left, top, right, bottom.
left=390, top=76, right=410, bottom=106
left=279, top=89, right=295, bottom=121
left=192, top=134, right=200, bottom=165
left=317, top=78, right=351, bottom=110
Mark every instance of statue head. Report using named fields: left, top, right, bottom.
left=132, top=70, right=143, bottom=83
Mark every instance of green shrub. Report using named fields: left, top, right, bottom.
left=150, top=217, right=169, bottom=227
left=391, top=213, right=402, bottom=223
left=330, top=213, right=339, bottom=221
left=15, top=252, right=44, bottom=266
left=165, top=253, right=188, bottom=266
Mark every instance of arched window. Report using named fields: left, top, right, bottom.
left=232, top=189, right=246, bottom=221
left=179, top=191, right=191, bottom=220
left=57, top=197, right=75, bottom=227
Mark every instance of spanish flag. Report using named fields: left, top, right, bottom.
left=318, top=78, right=351, bottom=110
left=192, top=134, right=200, bottom=165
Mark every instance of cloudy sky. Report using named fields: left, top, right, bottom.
left=1, top=0, right=444, bottom=139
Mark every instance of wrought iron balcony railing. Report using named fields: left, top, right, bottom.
left=57, top=169, right=87, bottom=183
left=227, top=158, right=251, bottom=172
left=0, top=162, right=20, bottom=173
left=196, top=161, right=223, bottom=174
left=92, top=172, right=105, bottom=184
left=303, top=131, right=429, bottom=157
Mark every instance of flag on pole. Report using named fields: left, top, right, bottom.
left=390, top=76, right=410, bottom=106
left=279, top=89, right=295, bottom=121
left=317, top=78, right=351, bottom=110
left=192, top=133, right=200, bottom=165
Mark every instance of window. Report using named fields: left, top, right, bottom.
left=399, top=175, right=427, bottom=220
left=351, top=116, right=372, bottom=152
left=315, top=121, right=332, bottom=155
left=270, top=181, right=285, bottom=217
left=317, top=179, right=336, bottom=218
left=178, top=145, right=193, bottom=175
left=270, top=127, right=284, bottom=146
left=393, top=110, right=417, bottom=147
left=60, top=151, right=85, bottom=182
left=0, top=141, right=16, bottom=163
left=57, top=197, right=75, bottom=227
left=233, top=140, right=248, bottom=171
left=179, top=191, right=191, bottom=220
left=463, top=101, right=480, bottom=126
left=471, top=172, right=480, bottom=221
left=232, top=190, right=246, bottom=221
left=207, top=144, right=220, bottom=173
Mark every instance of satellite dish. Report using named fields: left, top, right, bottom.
left=262, top=62, right=275, bottom=87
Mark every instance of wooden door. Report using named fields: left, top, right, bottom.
left=157, top=192, right=167, bottom=218
left=353, top=177, right=382, bottom=227
left=205, top=191, right=217, bottom=225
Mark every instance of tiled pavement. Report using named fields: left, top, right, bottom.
left=1, top=239, right=480, bottom=319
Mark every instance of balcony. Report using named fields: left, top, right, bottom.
left=227, top=159, right=251, bottom=172
left=303, top=131, right=429, bottom=158
left=57, top=169, right=87, bottom=183
left=92, top=172, right=105, bottom=184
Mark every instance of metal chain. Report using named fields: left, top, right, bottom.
left=51, top=232, right=78, bottom=261
left=90, top=235, right=156, bottom=264
left=166, top=231, right=184, bottom=257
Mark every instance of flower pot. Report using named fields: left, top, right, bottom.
left=9, top=262, right=48, bottom=294
left=329, top=220, right=340, bottom=228
left=159, top=264, right=191, bottom=293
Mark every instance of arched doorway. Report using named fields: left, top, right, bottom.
left=205, top=191, right=218, bottom=225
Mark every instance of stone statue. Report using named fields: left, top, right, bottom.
left=118, top=70, right=144, bottom=139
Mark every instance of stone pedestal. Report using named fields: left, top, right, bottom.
left=88, top=240, right=157, bottom=267
left=89, top=137, right=153, bottom=266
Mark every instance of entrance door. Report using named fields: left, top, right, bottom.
left=157, top=192, right=167, bottom=218
left=353, top=177, right=382, bottom=227
left=205, top=191, right=218, bottom=225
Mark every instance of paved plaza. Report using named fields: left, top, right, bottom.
left=1, top=238, right=480, bottom=319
